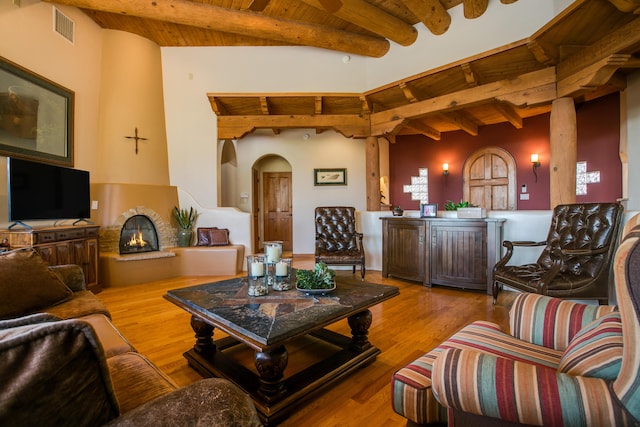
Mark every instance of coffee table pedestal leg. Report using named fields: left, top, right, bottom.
left=255, top=345, right=288, bottom=401
left=190, top=315, right=215, bottom=353
left=348, top=309, right=372, bottom=350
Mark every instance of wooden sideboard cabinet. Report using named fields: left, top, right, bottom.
left=0, top=225, right=101, bottom=293
left=381, top=217, right=505, bottom=294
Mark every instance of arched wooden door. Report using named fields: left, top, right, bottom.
left=463, top=147, right=516, bottom=210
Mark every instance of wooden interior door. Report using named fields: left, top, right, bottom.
left=463, top=147, right=516, bottom=210
left=262, top=172, right=292, bottom=251
left=252, top=167, right=260, bottom=253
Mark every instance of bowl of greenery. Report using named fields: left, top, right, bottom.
left=295, top=263, right=336, bottom=294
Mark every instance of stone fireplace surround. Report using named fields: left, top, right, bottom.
left=91, top=183, right=245, bottom=287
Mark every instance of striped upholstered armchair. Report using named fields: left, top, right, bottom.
left=391, top=214, right=640, bottom=426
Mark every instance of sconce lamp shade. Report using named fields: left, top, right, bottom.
left=531, top=154, right=540, bottom=167
left=442, top=163, right=449, bottom=176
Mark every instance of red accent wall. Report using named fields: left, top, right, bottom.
left=389, top=93, right=621, bottom=211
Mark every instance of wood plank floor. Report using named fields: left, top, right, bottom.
left=96, top=255, right=516, bottom=426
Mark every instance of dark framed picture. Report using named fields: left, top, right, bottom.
left=314, top=168, right=347, bottom=186
left=0, top=56, right=74, bottom=166
left=420, top=203, right=438, bottom=218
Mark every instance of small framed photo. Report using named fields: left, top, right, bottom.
left=420, top=203, right=438, bottom=218
left=314, top=168, right=347, bottom=186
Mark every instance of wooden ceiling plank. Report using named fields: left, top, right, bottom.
left=557, top=16, right=640, bottom=80
left=42, top=0, right=390, bottom=57
left=302, top=0, right=418, bottom=46
left=607, top=0, right=640, bottom=12
left=371, top=68, right=556, bottom=128
left=438, top=111, right=479, bottom=135
left=246, top=0, right=271, bottom=12
left=493, top=102, right=523, bottom=128
left=406, top=120, right=441, bottom=140
left=398, top=0, right=451, bottom=35
left=463, top=0, right=489, bottom=19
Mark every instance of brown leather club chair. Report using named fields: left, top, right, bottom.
left=493, top=202, right=623, bottom=305
left=314, top=206, right=365, bottom=279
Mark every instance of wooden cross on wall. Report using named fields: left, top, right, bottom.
left=125, top=127, right=148, bottom=154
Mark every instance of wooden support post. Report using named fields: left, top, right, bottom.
left=366, top=136, right=381, bottom=212
left=549, top=97, right=577, bottom=207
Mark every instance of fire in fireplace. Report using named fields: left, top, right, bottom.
left=119, top=215, right=159, bottom=254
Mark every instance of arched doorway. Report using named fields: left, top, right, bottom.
left=252, top=155, right=293, bottom=253
left=463, top=147, right=516, bottom=210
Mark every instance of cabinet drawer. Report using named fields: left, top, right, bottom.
left=36, top=232, right=58, bottom=243
left=56, top=229, right=86, bottom=240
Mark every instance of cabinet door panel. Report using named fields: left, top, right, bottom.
left=431, top=223, right=487, bottom=290
left=384, top=220, right=426, bottom=282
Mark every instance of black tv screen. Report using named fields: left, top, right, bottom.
left=8, top=158, right=90, bottom=222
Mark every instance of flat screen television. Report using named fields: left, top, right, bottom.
left=7, top=158, right=90, bottom=223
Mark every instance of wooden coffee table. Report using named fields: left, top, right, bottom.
left=164, top=273, right=399, bottom=425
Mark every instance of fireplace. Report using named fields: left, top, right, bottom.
left=119, top=215, right=159, bottom=254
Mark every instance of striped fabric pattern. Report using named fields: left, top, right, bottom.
left=558, top=312, right=623, bottom=380
left=613, top=233, right=640, bottom=422
left=432, top=347, right=630, bottom=426
left=391, top=320, right=562, bottom=424
left=510, top=293, right=617, bottom=351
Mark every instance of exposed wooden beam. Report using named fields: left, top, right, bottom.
left=460, top=63, right=477, bottom=86
left=302, top=0, right=418, bottom=46
left=557, top=17, right=640, bottom=81
left=370, top=68, right=557, bottom=135
left=398, top=0, right=451, bottom=35
left=315, top=97, right=323, bottom=115
left=43, top=0, right=390, bottom=57
left=493, top=102, right=523, bottom=129
left=405, top=120, right=441, bottom=140
left=557, top=54, right=632, bottom=98
left=259, top=97, right=270, bottom=115
left=217, top=114, right=370, bottom=139
left=246, top=0, right=270, bottom=11
left=463, top=0, right=489, bottom=19
left=607, top=0, right=640, bottom=12
left=438, top=111, right=479, bottom=136
left=399, top=82, right=418, bottom=103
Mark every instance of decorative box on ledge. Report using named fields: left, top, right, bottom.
left=456, top=207, right=487, bottom=218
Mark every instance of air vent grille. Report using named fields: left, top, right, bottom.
left=53, top=7, right=74, bottom=44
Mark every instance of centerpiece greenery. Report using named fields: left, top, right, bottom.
left=296, top=262, right=336, bottom=290
left=444, top=200, right=471, bottom=211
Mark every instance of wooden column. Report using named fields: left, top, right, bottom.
left=549, top=97, right=577, bottom=207
left=366, top=136, right=381, bottom=211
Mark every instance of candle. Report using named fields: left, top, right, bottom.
left=265, top=244, right=282, bottom=263
left=275, top=261, right=288, bottom=276
left=251, top=261, right=264, bottom=277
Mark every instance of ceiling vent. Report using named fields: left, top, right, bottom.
left=53, top=7, right=74, bottom=44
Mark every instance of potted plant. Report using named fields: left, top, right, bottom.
left=173, top=206, right=198, bottom=247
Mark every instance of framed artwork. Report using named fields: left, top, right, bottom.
left=420, top=203, right=438, bottom=218
left=314, top=168, right=347, bottom=186
left=0, top=56, right=74, bottom=166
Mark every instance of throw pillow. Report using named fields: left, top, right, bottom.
left=558, top=312, right=623, bottom=380
left=0, top=249, right=73, bottom=320
left=196, top=227, right=230, bottom=246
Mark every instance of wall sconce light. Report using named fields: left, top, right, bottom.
left=531, top=154, right=540, bottom=182
left=442, top=163, right=449, bottom=176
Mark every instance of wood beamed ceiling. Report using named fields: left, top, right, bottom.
left=45, top=0, right=640, bottom=140
left=206, top=0, right=640, bottom=141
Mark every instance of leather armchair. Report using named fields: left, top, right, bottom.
left=492, top=202, right=623, bottom=305
left=314, top=206, right=365, bottom=279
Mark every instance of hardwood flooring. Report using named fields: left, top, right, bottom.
left=96, top=254, right=516, bottom=426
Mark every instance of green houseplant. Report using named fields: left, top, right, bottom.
left=173, top=206, right=198, bottom=247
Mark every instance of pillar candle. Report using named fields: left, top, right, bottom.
left=251, top=262, right=264, bottom=277
left=275, top=261, right=288, bottom=276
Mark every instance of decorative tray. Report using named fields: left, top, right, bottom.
left=295, top=282, right=336, bottom=295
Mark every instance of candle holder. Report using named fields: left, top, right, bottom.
left=263, top=241, right=283, bottom=264
left=246, top=255, right=267, bottom=296
left=272, top=258, right=292, bottom=291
